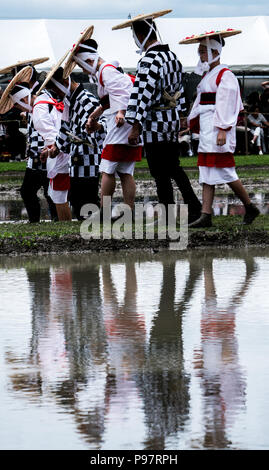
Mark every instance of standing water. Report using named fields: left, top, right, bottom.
left=0, top=248, right=269, bottom=450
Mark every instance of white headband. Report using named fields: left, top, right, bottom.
left=200, top=37, right=223, bottom=54
left=10, top=86, right=32, bottom=112
left=51, top=76, right=71, bottom=97
left=195, top=36, right=223, bottom=76
left=74, top=51, right=99, bottom=75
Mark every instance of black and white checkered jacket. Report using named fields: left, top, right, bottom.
left=26, top=89, right=55, bottom=171
left=26, top=112, right=47, bottom=171
left=56, top=84, right=106, bottom=178
left=125, top=44, right=186, bottom=144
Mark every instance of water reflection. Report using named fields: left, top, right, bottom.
left=0, top=250, right=268, bottom=449
left=192, top=256, right=257, bottom=448
left=1, top=193, right=269, bottom=221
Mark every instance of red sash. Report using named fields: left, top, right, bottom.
left=197, top=152, right=235, bottom=168
left=33, top=98, right=64, bottom=112
left=50, top=173, right=70, bottom=191
left=101, top=144, right=142, bottom=162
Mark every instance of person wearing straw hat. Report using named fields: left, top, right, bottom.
left=0, top=57, right=50, bottom=96
left=63, top=26, right=141, bottom=220
left=40, top=67, right=106, bottom=221
left=40, top=33, right=106, bottom=220
left=179, top=29, right=260, bottom=227
left=30, top=52, right=73, bottom=221
left=113, top=10, right=202, bottom=224
left=0, top=66, right=59, bottom=223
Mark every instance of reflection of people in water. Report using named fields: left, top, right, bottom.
left=100, top=262, right=146, bottom=448
left=6, top=262, right=107, bottom=448
left=193, top=255, right=256, bottom=448
left=138, top=256, right=203, bottom=449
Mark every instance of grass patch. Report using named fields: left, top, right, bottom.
left=0, top=162, right=26, bottom=173
left=135, top=154, right=269, bottom=170
left=0, top=215, right=268, bottom=239
left=1, top=154, right=269, bottom=175
left=0, top=221, right=81, bottom=239
left=0, top=215, right=268, bottom=254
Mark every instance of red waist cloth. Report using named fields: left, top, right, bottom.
left=50, top=173, right=70, bottom=191
left=101, top=144, right=142, bottom=162
left=198, top=152, right=235, bottom=168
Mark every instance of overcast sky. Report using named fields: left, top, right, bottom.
left=1, top=0, right=268, bottom=19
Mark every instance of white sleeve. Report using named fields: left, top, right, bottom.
left=102, top=66, right=132, bottom=112
left=33, top=103, right=60, bottom=146
left=214, top=71, right=244, bottom=130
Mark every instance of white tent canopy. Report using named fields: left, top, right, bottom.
left=0, top=16, right=268, bottom=74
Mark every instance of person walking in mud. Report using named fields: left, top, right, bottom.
left=40, top=27, right=107, bottom=220
left=0, top=65, right=59, bottom=223
left=180, top=29, right=260, bottom=228
left=65, top=27, right=142, bottom=220
left=112, top=9, right=202, bottom=225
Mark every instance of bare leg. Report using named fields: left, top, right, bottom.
left=202, top=183, right=215, bottom=214
left=118, top=172, right=136, bottom=209
left=100, top=172, right=116, bottom=207
left=228, top=179, right=251, bottom=206
left=56, top=203, right=72, bottom=221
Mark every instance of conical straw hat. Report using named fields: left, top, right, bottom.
left=0, top=57, right=49, bottom=75
left=0, top=66, right=33, bottom=114
left=63, top=25, right=94, bottom=79
left=112, top=9, right=172, bottom=30
left=36, top=50, right=71, bottom=96
left=179, top=28, right=242, bottom=44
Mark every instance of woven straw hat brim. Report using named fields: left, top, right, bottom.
left=0, top=66, right=33, bottom=114
left=112, top=9, right=172, bottom=30
left=36, top=50, right=71, bottom=96
left=63, top=25, right=94, bottom=79
left=179, top=29, right=242, bottom=44
left=0, top=57, right=49, bottom=75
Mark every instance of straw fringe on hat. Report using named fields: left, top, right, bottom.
left=112, top=9, right=172, bottom=30
left=0, top=57, right=49, bottom=75
left=179, top=28, right=242, bottom=44
left=63, top=25, right=94, bottom=79
left=36, top=50, right=71, bottom=96
left=0, top=66, right=33, bottom=114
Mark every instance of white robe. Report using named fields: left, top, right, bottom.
left=188, top=65, right=243, bottom=185
left=97, top=62, right=142, bottom=148
left=32, top=93, right=70, bottom=179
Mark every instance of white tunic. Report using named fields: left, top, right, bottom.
left=97, top=62, right=142, bottom=148
left=188, top=65, right=243, bottom=184
left=33, top=93, right=70, bottom=179
left=188, top=64, right=243, bottom=154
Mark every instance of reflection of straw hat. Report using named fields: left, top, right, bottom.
left=63, top=25, right=94, bottom=79
left=36, top=50, right=71, bottom=96
left=112, top=9, right=172, bottom=30
left=0, top=66, right=33, bottom=114
left=179, top=29, right=242, bottom=44
left=0, top=57, right=49, bottom=75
